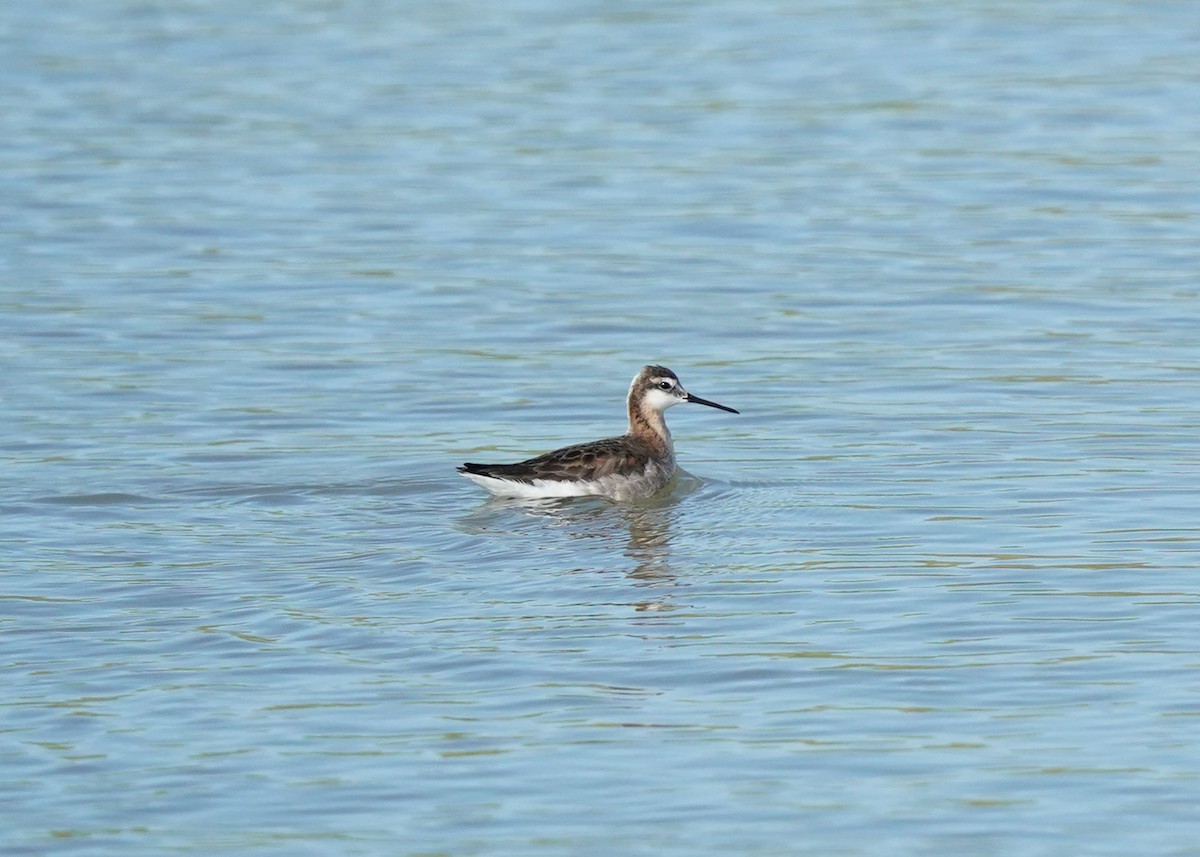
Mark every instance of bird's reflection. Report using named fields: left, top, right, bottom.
left=457, top=470, right=706, bottom=612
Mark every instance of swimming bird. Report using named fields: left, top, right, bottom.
left=458, top=365, right=738, bottom=501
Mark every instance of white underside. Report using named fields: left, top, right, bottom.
left=460, top=470, right=666, bottom=502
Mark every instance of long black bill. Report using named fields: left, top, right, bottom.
left=685, top=393, right=739, bottom=414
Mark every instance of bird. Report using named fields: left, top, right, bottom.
left=457, top=364, right=738, bottom=501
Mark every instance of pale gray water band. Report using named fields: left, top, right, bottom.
left=3, top=1, right=1199, bottom=855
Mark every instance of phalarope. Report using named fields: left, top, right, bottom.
left=458, top=365, right=738, bottom=501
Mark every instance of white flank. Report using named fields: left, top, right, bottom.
left=459, top=469, right=665, bottom=502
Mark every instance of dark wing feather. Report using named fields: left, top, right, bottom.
left=459, top=436, right=654, bottom=484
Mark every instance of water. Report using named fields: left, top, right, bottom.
left=4, top=1, right=1200, bottom=854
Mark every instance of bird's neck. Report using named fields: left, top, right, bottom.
left=628, top=402, right=672, bottom=455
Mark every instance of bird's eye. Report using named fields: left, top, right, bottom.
left=657, top=381, right=673, bottom=390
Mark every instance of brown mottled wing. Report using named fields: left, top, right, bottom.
left=460, top=436, right=652, bottom=484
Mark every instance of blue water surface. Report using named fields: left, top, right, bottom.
left=3, top=1, right=1200, bottom=855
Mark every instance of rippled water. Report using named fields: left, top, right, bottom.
left=4, top=1, right=1200, bottom=854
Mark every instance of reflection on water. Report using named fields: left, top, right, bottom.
left=455, top=472, right=711, bottom=599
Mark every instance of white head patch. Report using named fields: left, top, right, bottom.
left=643, top=384, right=685, bottom=412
